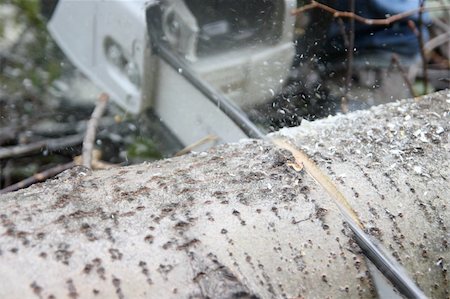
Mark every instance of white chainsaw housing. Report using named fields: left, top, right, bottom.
left=48, top=0, right=296, bottom=145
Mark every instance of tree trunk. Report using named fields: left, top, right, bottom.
left=0, top=91, right=448, bottom=299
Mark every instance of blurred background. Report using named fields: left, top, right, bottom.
left=0, top=0, right=449, bottom=191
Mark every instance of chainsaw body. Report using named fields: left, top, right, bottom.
left=47, top=0, right=296, bottom=145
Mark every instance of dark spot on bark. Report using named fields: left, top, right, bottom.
left=109, top=248, right=123, bottom=261
left=55, top=243, right=73, bottom=265
left=383, top=172, right=401, bottom=192
left=161, top=241, right=173, bottom=250
left=369, top=227, right=382, bottom=238
left=52, top=194, right=70, bottom=209
left=92, top=258, right=106, bottom=280
left=30, top=281, right=43, bottom=298
left=93, top=289, right=100, bottom=295
left=193, top=271, right=206, bottom=283
left=136, top=206, right=145, bottom=211
left=173, top=221, right=190, bottom=231
left=236, top=193, right=248, bottom=205
left=144, top=235, right=154, bottom=244
left=84, top=263, right=93, bottom=274
left=241, top=171, right=265, bottom=183
left=119, top=211, right=135, bottom=217
left=5, top=228, right=15, bottom=237
left=221, top=229, right=228, bottom=234
left=10, top=247, right=18, bottom=254
left=177, top=239, right=200, bottom=250
left=175, top=187, right=192, bottom=195
left=138, top=261, right=153, bottom=285
left=354, top=258, right=362, bottom=270
left=157, top=264, right=174, bottom=281
left=16, top=231, right=28, bottom=238
left=36, top=232, right=46, bottom=240
left=69, top=209, right=97, bottom=219
left=105, top=227, right=115, bottom=243
left=232, top=210, right=240, bottom=216
left=39, top=252, right=47, bottom=259
left=66, top=279, right=78, bottom=299
left=80, top=223, right=97, bottom=241
left=112, top=276, right=125, bottom=299
left=315, top=207, right=328, bottom=219
left=55, top=215, right=66, bottom=224
left=212, top=190, right=227, bottom=199
left=300, top=186, right=310, bottom=194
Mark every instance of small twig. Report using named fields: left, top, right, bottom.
left=417, top=0, right=429, bottom=94
left=341, top=0, right=355, bottom=113
left=74, top=149, right=118, bottom=170
left=337, top=18, right=350, bottom=49
left=345, top=0, right=355, bottom=92
left=335, top=18, right=349, bottom=113
left=174, top=135, right=218, bottom=157
left=0, top=134, right=84, bottom=160
left=408, top=15, right=429, bottom=94
left=293, top=1, right=449, bottom=26
left=391, top=54, right=417, bottom=98
left=0, top=162, right=75, bottom=195
left=425, top=31, right=450, bottom=54
left=82, top=93, right=109, bottom=168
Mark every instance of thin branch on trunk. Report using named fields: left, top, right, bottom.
left=82, top=93, right=109, bottom=168
left=0, top=161, right=75, bottom=194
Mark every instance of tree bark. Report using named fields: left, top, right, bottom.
left=0, top=91, right=448, bottom=299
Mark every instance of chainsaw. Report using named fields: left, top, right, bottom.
left=44, top=1, right=427, bottom=298
left=44, top=0, right=296, bottom=146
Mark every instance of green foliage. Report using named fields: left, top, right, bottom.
left=127, top=138, right=163, bottom=160
left=0, top=0, right=64, bottom=94
left=11, top=0, right=44, bottom=30
left=413, top=80, right=435, bottom=97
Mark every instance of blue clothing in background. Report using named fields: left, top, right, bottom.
left=325, top=0, right=430, bottom=61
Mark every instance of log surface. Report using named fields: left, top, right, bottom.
left=0, top=91, right=449, bottom=299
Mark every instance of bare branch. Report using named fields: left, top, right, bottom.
left=175, top=135, right=218, bottom=157
left=0, top=134, right=84, bottom=160
left=343, top=0, right=355, bottom=113
left=82, top=93, right=109, bottom=168
left=0, top=162, right=75, bottom=194
left=417, top=0, right=429, bottom=94
left=293, top=1, right=447, bottom=26
left=391, top=54, right=417, bottom=98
